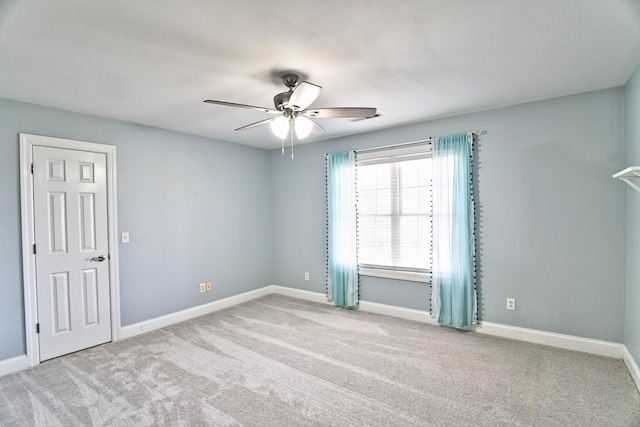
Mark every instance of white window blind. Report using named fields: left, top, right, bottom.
left=356, top=144, right=432, bottom=281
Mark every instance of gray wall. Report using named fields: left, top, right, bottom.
left=0, top=98, right=273, bottom=360
left=625, top=63, right=640, bottom=363
left=272, top=88, right=627, bottom=343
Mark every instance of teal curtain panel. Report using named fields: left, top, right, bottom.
left=431, top=133, right=476, bottom=328
left=325, top=151, right=360, bottom=308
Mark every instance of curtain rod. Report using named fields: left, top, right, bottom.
left=325, top=129, right=487, bottom=157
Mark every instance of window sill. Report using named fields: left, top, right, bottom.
left=359, top=267, right=430, bottom=283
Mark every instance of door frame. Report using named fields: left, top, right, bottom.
left=20, top=133, right=121, bottom=367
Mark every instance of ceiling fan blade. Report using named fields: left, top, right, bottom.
left=235, top=118, right=275, bottom=131
left=204, top=100, right=279, bottom=114
left=304, top=107, right=377, bottom=119
left=287, top=81, right=322, bottom=110
left=350, top=113, right=382, bottom=122
left=308, top=118, right=325, bottom=134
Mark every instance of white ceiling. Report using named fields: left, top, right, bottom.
left=0, top=1, right=639, bottom=149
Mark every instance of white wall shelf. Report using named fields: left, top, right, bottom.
left=613, top=166, right=640, bottom=193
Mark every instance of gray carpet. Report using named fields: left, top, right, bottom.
left=0, top=294, right=638, bottom=426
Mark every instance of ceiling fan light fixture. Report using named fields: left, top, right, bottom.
left=271, top=116, right=289, bottom=139
left=294, top=117, right=313, bottom=139
left=204, top=72, right=378, bottom=149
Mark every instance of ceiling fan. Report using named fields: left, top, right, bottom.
left=204, top=73, right=377, bottom=145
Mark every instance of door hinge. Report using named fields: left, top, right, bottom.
left=33, top=244, right=36, bottom=255
left=36, top=323, right=40, bottom=334
left=31, top=163, right=34, bottom=174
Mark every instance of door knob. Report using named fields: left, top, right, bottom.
left=91, top=255, right=106, bottom=262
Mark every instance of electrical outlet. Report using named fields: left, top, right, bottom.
left=304, top=272, right=310, bottom=281
left=506, top=298, right=516, bottom=311
left=206, top=282, right=212, bottom=292
left=200, top=283, right=206, bottom=293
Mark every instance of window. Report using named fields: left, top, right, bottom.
left=356, top=145, right=432, bottom=282
left=326, top=133, right=475, bottom=320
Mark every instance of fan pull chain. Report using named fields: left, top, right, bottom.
left=290, top=119, right=294, bottom=160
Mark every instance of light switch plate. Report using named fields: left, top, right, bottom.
left=121, top=232, right=130, bottom=244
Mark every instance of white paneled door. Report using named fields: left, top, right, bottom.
left=33, top=146, right=111, bottom=361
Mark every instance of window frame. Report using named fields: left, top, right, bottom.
left=356, top=145, right=432, bottom=283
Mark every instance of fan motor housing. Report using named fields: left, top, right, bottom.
left=273, top=91, right=292, bottom=111
left=273, top=73, right=300, bottom=110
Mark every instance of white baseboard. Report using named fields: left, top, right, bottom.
left=358, top=300, right=439, bottom=325
left=475, top=322, right=623, bottom=358
left=0, top=355, right=29, bottom=377
left=270, top=285, right=331, bottom=304
left=623, top=345, right=640, bottom=393
left=364, top=303, right=623, bottom=359
left=271, top=286, right=437, bottom=325
left=119, top=286, right=273, bottom=340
